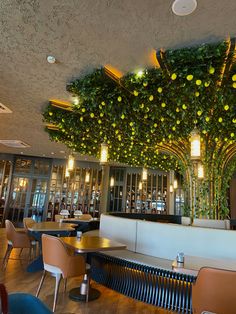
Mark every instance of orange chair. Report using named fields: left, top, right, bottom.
left=36, top=234, right=88, bottom=312
left=192, top=267, right=236, bottom=314
left=2, top=220, right=37, bottom=270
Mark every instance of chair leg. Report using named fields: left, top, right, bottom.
left=53, top=273, right=62, bottom=313
left=64, top=278, right=67, bottom=293
left=29, top=246, right=32, bottom=261
left=2, top=244, right=13, bottom=270
left=19, top=248, right=24, bottom=257
left=86, top=274, right=90, bottom=303
left=33, top=244, right=37, bottom=259
left=36, top=270, right=47, bottom=297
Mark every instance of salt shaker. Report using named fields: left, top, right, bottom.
left=176, top=252, right=184, bottom=267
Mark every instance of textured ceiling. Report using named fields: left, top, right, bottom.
left=0, top=0, right=235, bottom=161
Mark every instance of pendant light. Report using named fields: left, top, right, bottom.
left=85, top=170, right=90, bottom=183
left=198, top=163, right=204, bottom=179
left=67, top=154, right=75, bottom=171
left=190, top=127, right=201, bottom=160
left=110, top=176, right=115, bottom=187
left=100, top=143, right=108, bottom=163
left=142, top=168, right=147, bottom=181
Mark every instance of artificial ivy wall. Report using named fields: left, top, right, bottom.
left=43, top=39, right=236, bottom=219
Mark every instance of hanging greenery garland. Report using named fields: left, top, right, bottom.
left=43, top=40, right=236, bottom=173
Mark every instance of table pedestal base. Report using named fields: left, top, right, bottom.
left=69, top=287, right=101, bottom=302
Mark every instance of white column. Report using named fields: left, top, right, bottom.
left=99, top=164, right=110, bottom=214
left=169, top=170, right=175, bottom=215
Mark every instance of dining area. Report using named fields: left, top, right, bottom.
left=1, top=217, right=129, bottom=313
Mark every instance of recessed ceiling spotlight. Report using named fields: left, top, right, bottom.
left=51, top=152, right=55, bottom=155
left=20, top=152, right=23, bottom=154
left=47, top=55, right=56, bottom=64
left=59, top=150, right=65, bottom=154
left=172, top=0, right=197, bottom=16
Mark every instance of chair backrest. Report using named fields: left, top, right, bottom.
left=5, top=220, right=17, bottom=242
left=23, top=218, right=35, bottom=230
left=5, top=220, right=30, bottom=248
left=79, top=214, right=92, bottom=221
left=41, top=234, right=85, bottom=278
left=192, top=267, right=236, bottom=314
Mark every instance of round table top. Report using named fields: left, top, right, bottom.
left=60, top=236, right=126, bottom=253
left=28, top=221, right=76, bottom=232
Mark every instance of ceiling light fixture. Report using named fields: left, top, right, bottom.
left=172, top=0, right=197, bottom=16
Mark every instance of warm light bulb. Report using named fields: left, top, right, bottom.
left=85, top=170, right=90, bottom=183
left=170, top=184, right=174, bottom=193
left=198, top=164, right=204, bottom=179
left=139, top=182, right=142, bottom=190
left=110, top=176, right=114, bottom=187
left=136, top=70, right=144, bottom=77
left=174, top=179, right=178, bottom=189
left=142, top=168, right=147, bottom=181
left=67, top=154, right=75, bottom=171
left=100, top=143, right=108, bottom=163
left=190, top=128, right=201, bottom=159
left=65, top=167, right=70, bottom=178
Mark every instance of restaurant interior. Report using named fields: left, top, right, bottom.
left=1, top=1, right=236, bottom=313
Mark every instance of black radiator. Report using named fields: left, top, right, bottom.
left=90, top=253, right=196, bottom=313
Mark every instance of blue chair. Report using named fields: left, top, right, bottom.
left=8, top=293, right=52, bottom=314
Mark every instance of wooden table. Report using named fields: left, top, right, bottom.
left=60, top=235, right=126, bottom=302
left=27, top=222, right=76, bottom=272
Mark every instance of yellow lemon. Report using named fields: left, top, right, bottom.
left=204, top=82, right=210, bottom=87
left=171, top=73, right=177, bottom=80
left=233, top=82, right=236, bottom=88
left=161, top=102, right=166, bottom=108
left=117, top=96, right=122, bottom=102
left=121, top=114, right=125, bottom=119
left=182, top=104, right=187, bottom=110
left=209, top=67, right=215, bottom=74
left=232, top=74, right=236, bottom=81
left=143, top=82, right=148, bottom=87
left=157, top=87, right=163, bottom=93
left=112, top=123, right=116, bottom=127
left=195, top=92, right=200, bottom=97
left=224, top=105, right=229, bottom=111
left=101, top=101, right=106, bottom=106
left=233, top=119, right=236, bottom=123
left=90, top=113, right=94, bottom=118
left=130, top=122, right=134, bottom=126
left=172, top=126, right=176, bottom=131
left=176, top=107, right=180, bottom=112
left=231, top=133, right=235, bottom=137
left=98, top=119, right=102, bottom=124
left=154, top=123, right=157, bottom=128
left=80, top=117, right=83, bottom=122
left=161, top=117, right=164, bottom=122
left=81, top=108, right=86, bottom=112
left=215, top=138, right=218, bottom=142
left=134, top=90, right=139, bottom=96
left=197, top=111, right=202, bottom=116
left=202, top=130, right=207, bottom=134
left=149, top=95, right=154, bottom=101
left=176, top=120, right=180, bottom=124
left=100, top=113, right=104, bottom=117
left=49, top=112, right=53, bottom=116
left=218, top=117, right=223, bottom=123
left=140, top=103, right=144, bottom=109
left=205, top=117, right=210, bottom=122
left=186, top=74, right=193, bottom=81
left=196, top=79, right=202, bottom=86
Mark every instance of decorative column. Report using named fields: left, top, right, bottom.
left=168, top=170, right=175, bottom=215
left=99, top=164, right=110, bottom=214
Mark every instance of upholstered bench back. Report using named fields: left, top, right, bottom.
left=99, top=214, right=137, bottom=251
left=192, top=218, right=230, bottom=229
left=136, top=220, right=236, bottom=260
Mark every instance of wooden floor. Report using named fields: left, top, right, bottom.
left=0, top=228, right=174, bottom=314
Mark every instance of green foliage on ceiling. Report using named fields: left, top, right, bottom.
left=43, top=40, right=236, bottom=171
